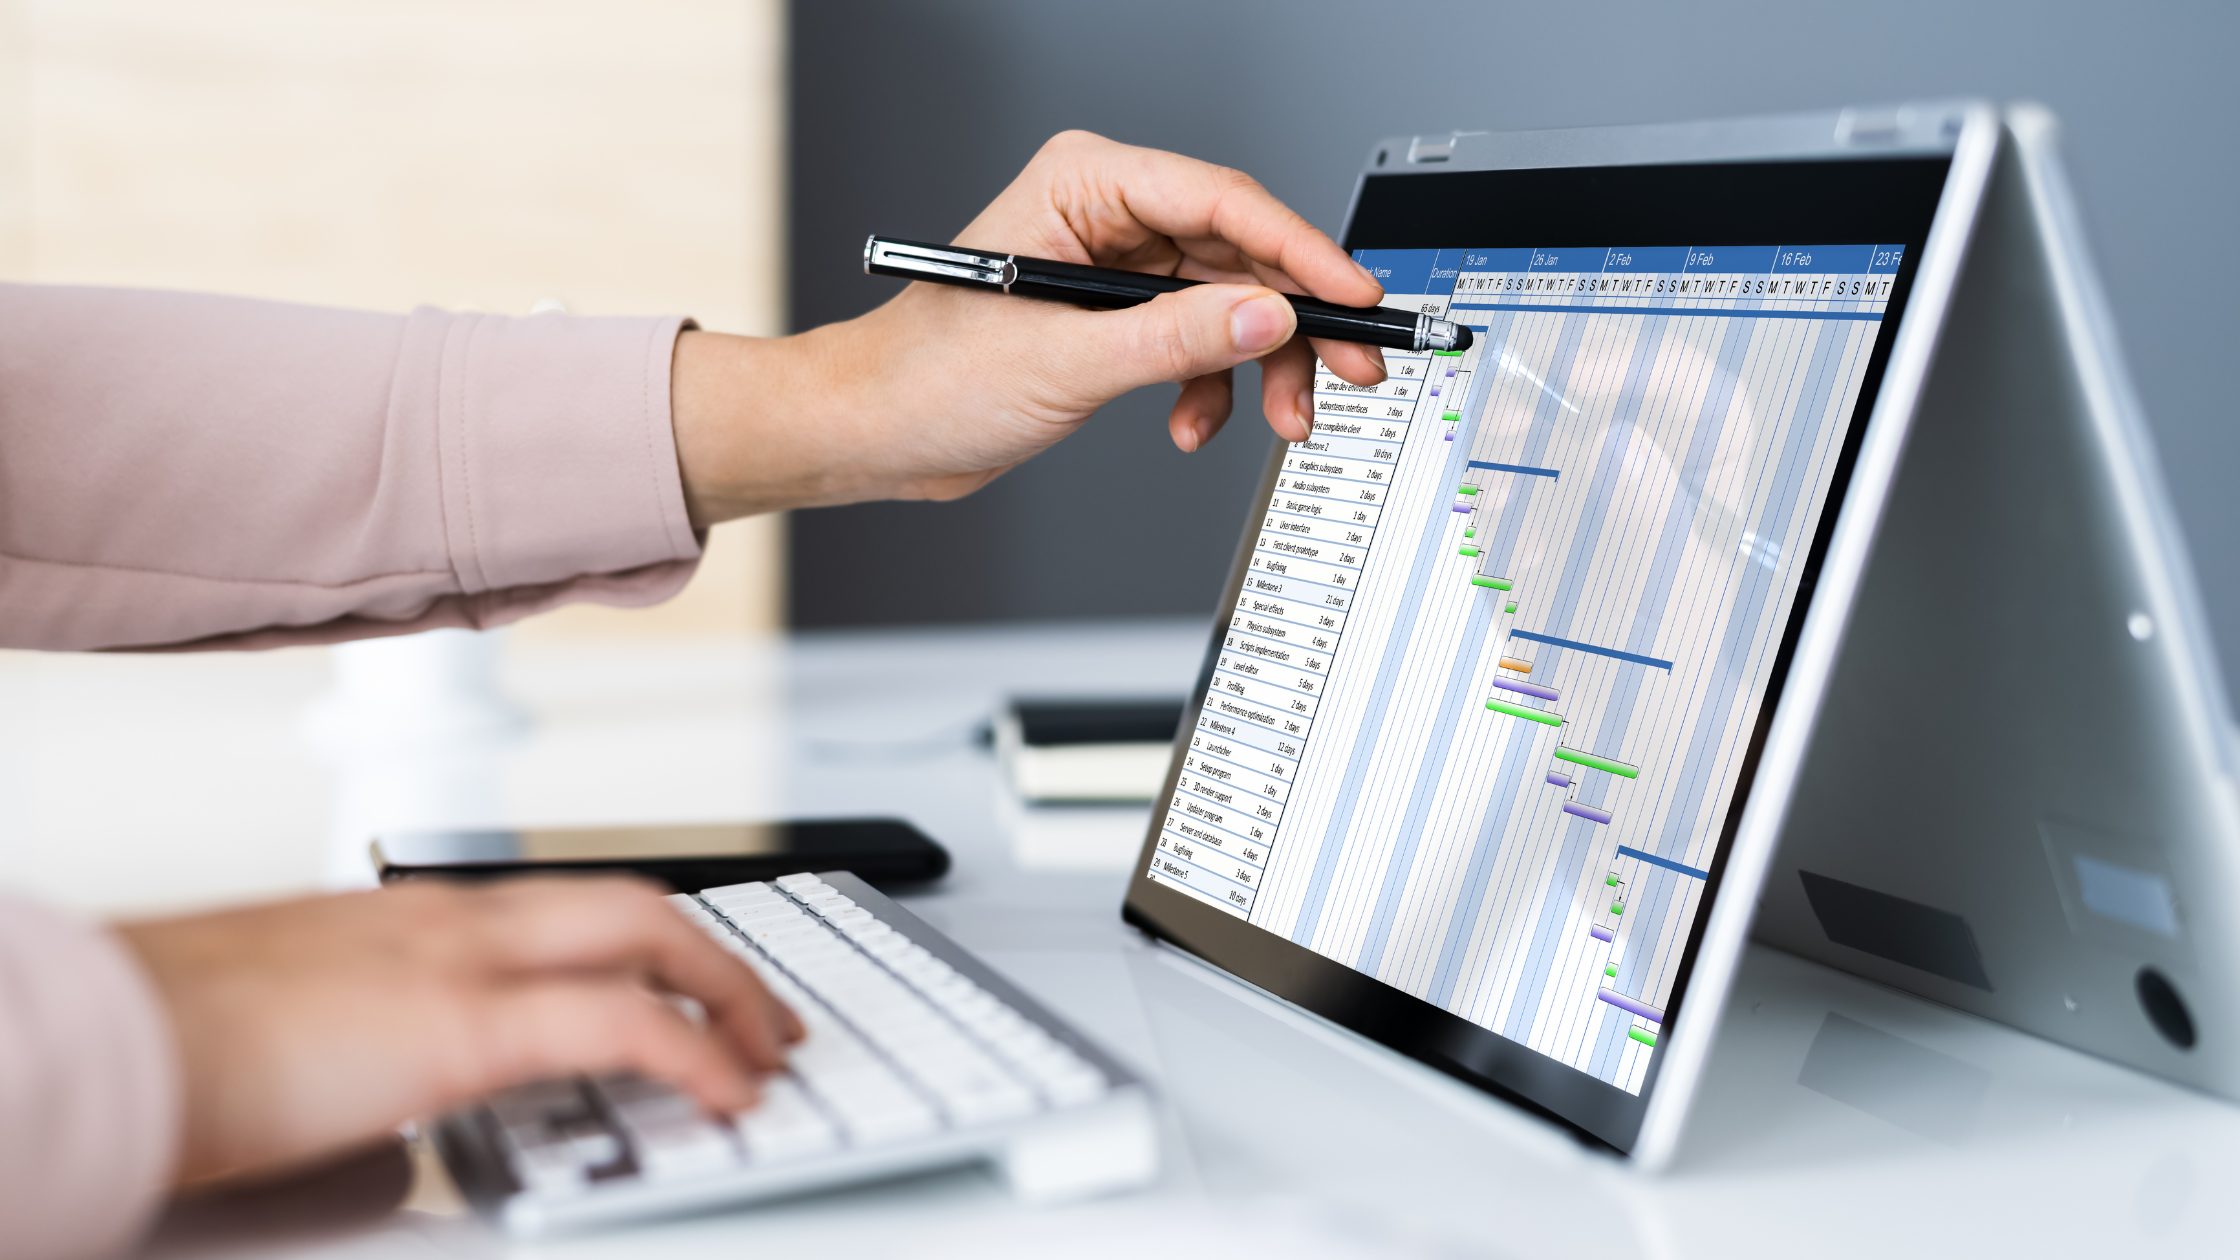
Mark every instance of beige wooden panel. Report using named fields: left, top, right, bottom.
left=0, top=0, right=787, bottom=637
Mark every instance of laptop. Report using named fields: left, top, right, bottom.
left=1123, top=99, right=2238, bottom=1168
left=437, top=101, right=2231, bottom=1230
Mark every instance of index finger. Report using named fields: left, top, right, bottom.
left=1025, top=132, right=1384, bottom=309
left=462, top=877, right=800, bottom=1071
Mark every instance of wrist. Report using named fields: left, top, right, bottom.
left=669, top=322, right=887, bottom=527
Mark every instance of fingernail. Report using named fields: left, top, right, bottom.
left=1295, top=389, right=1314, bottom=434
left=1354, top=259, right=1381, bottom=289
left=1365, top=345, right=1388, bottom=380
left=1230, top=294, right=1292, bottom=356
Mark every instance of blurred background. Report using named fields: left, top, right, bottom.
left=795, top=0, right=2240, bottom=645
left=2, top=0, right=2236, bottom=912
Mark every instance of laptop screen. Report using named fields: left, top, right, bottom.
left=1126, top=157, right=1953, bottom=1148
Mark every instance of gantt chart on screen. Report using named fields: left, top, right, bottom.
left=1146, top=242, right=1900, bottom=1092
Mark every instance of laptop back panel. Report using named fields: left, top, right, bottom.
left=1756, top=110, right=2240, bottom=1097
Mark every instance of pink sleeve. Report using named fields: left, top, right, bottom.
left=0, top=896, right=179, bottom=1259
left=0, top=284, right=703, bottom=651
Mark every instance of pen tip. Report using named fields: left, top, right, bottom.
left=1453, top=325, right=1474, bottom=352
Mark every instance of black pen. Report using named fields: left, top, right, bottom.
left=864, top=235, right=1473, bottom=354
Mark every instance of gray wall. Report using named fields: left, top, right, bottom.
left=788, top=1, right=2240, bottom=701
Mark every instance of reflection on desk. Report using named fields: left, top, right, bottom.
left=1, top=620, right=2227, bottom=1257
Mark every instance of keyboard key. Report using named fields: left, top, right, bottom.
left=821, top=1079, right=940, bottom=1144
left=935, top=1078, right=1040, bottom=1125
left=755, top=926, right=826, bottom=951
left=508, top=1139, right=593, bottom=1196
left=775, top=872, right=822, bottom=889
left=713, top=891, right=791, bottom=910
left=593, top=1076, right=741, bottom=1181
left=728, top=901, right=803, bottom=924
left=624, top=1115, right=740, bottom=1180
left=734, top=1076, right=840, bottom=1162
left=544, top=1115, right=625, bottom=1169
left=788, top=1026, right=881, bottom=1075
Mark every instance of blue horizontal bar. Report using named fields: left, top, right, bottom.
left=1467, top=459, right=1560, bottom=480
left=1449, top=301, right=1883, bottom=321
left=1618, top=845, right=1710, bottom=881
left=1509, top=629, right=1673, bottom=671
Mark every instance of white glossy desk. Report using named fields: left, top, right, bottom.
left=1, top=619, right=2230, bottom=1257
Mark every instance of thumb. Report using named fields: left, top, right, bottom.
left=1058, top=283, right=1295, bottom=402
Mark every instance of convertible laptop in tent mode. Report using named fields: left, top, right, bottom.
left=1123, top=99, right=2239, bottom=1167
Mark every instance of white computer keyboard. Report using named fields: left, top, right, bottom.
left=433, top=871, right=1157, bottom=1236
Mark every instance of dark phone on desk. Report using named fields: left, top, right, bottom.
left=372, top=818, right=949, bottom=892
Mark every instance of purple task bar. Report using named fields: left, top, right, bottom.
left=1597, top=987, right=1665, bottom=1024
left=1445, top=367, right=1456, bottom=377
left=1444, top=433, right=1454, bottom=441
left=1429, top=387, right=1442, bottom=397
left=1451, top=504, right=1471, bottom=513
left=1589, top=925, right=1615, bottom=943
left=1493, top=677, right=1560, bottom=702
left=1563, top=801, right=1613, bottom=825
left=1546, top=772, right=1572, bottom=788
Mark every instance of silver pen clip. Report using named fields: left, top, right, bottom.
left=864, top=236, right=1018, bottom=289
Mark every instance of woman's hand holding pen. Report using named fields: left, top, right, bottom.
left=670, top=129, right=1391, bottom=526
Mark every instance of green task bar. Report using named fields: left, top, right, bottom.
left=1487, top=698, right=1562, bottom=727
left=1611, top=901, right=1624, bottom=915
left=1504, top=602, right=1517, bottom=614
left=1554, top=747, right=1641, bottom=780
left=1442, top=412, right=1461, bottom=423
left=1432, top=349, right=1464, bottom=357
left=1470, top=576, right=1512, bottom=590
left=1464, top=527, right=1476, bottom=538
left=1605, top=874, right=1619, bottom=886
left=1456, top=484, right=1479, bottom=495
left=1628, top=1027, right=1657, bottom=1048
left=1459, top=546, right=1479, bottom=558
left=1605, top=963, right=1618, bottom=977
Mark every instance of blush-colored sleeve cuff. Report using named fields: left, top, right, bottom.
left=0, top=895, right=181, bottom=1260
left=418, top=308, right=703, bottom=605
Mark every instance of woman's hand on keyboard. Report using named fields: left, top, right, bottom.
left=117, top=876, right=804, bottom=1187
